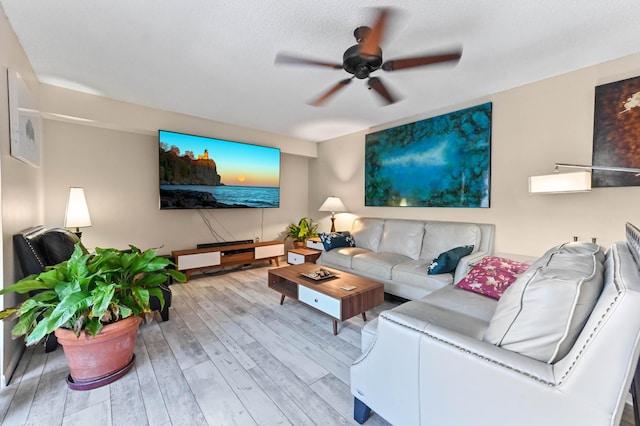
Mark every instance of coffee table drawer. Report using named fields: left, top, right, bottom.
left=298, top=286, right=341, bottom=319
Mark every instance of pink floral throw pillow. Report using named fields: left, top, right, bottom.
left=456, top=256, right=531, bottom=300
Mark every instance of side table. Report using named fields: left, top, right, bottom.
left=306, top=237, right=324, bottom=251
left=287, top=247, right=322, bottom=264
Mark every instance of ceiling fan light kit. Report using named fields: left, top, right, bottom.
left=274, top=7, right=462, bottom=106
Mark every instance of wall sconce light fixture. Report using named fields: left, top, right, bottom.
left=529, top=163, right=640, bottom=194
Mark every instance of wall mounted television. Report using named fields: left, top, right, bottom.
left=159, top=130, right=281, bottom=209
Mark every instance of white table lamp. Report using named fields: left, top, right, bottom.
left=64, top=187, right=92, bottom=238
left=319, top=196, right=347, bottom=232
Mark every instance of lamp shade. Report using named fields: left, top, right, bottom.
left=64, top=187, right=92, bottom=228
left=318, top=196, right=347, bottom=213
left=528, top=171, right=592, bottom=194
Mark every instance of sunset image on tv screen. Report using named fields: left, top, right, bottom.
left=159, top=130, right=281, bottom=209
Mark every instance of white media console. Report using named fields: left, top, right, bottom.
left=172, top=240, right=284, bottom=280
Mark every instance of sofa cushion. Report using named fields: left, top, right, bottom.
left=420, top=222, right=481, bottom=261
left=428, top=245, right=474, bottom=274
left=377, top=220, right=424, bottom=260
left=484, top=246, right=605, bottom=363
left=319, top=232, right=355, bottom=251
left=391, top=286, right=497, bottom=340
left=352, top=252, right=410, bottom=280
left=420, top=285, right=498, bottom=324
left=319, top=247, right=369, bottom=269
left=351, top=218, right=385, bottom=252
left=456, top=256, right=530, bottom=299
left=392, top=260, right=453, bottom=292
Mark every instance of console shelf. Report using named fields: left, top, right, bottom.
left=172, top=241, right=284, bottom=280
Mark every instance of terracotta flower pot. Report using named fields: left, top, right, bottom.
left=54, top=315, right=142, bottom=383
left=293, top=241, right=305, bottom=248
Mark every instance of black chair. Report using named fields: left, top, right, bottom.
left=13, top=226, right=172, bottom=352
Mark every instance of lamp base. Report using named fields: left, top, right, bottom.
left=330, top=217, right=336, bottom=233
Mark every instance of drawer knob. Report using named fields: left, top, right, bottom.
left=315, top=298, right=318, bottom=303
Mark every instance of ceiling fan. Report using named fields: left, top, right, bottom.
left=275, top=8, right=462, bottom=106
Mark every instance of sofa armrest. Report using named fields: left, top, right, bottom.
left=351, top=311, right=426, bottom=425
left=371, top=310, right=555, bottom=383
left=351, top=309, right=561, bottom=425
left=454, top=250, right=489, bottom=284
left=354, top=307, right=619, bottom=425
left=415, top=322, right=618, bottom=425
left=13, top=226, right=48, bottom=277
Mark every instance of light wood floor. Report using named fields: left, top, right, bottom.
left=0, top=264, right=397, bottom=426
left=0, top=263, right=636, bottom=426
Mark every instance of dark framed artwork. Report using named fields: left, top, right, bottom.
left=592, top=75, right=640, bottom=187
left=365, top=102, right=492, bottom=207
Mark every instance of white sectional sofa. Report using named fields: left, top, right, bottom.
left=317, top=217, right=495, bottom=300
left=350, top=222, right=640, bottom=426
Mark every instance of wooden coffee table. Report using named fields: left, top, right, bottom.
left=268, top=263, right=384, bottom=335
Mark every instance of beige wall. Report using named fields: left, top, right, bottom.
left=37, top=79, right=318, bottom=257
left=311, top=53, right=640, bottom=256
left=42, top=119, right=311, bottom=254
left=0, top=7, right=43, bottom=385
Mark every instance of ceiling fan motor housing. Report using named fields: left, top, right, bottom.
left=343, top=44, right=382, bottom=79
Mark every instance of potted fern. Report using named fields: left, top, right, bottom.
left=0, top=244, right=185, bottom=388
left=286, top=217, right=319, bottom=248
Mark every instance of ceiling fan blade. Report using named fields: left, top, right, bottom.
left=275, top=52, right=343, bottom=69
left=309, top=79, right=352, bottom=106
left=360, top=8, right=392, bottom=57
left=368, top=77, right=398, bottom=105
left=382, top=50, right=462, bottom=71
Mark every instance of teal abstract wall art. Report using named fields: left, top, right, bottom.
left=365, top=102, right=492, bottom=207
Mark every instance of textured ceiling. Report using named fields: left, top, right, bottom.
left=3, top=1, right=640, bottom=142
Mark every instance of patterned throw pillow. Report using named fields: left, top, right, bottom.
left=319, top=232, right=355, bottom=251
left=428, top=245, right=474, bottom=274
left=456, top=256, right=531, bottom=299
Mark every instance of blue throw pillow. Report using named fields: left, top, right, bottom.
left=319, top=232, right=355, bottom=251
left=428, top=245, right=474, bottom=275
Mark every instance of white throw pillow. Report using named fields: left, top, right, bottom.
left=484, top=243, right=604, bottom=363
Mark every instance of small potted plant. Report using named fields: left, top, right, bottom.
left=0, top=244, right=185, bottom=388
left=286, top=217, right=319, bottom=248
